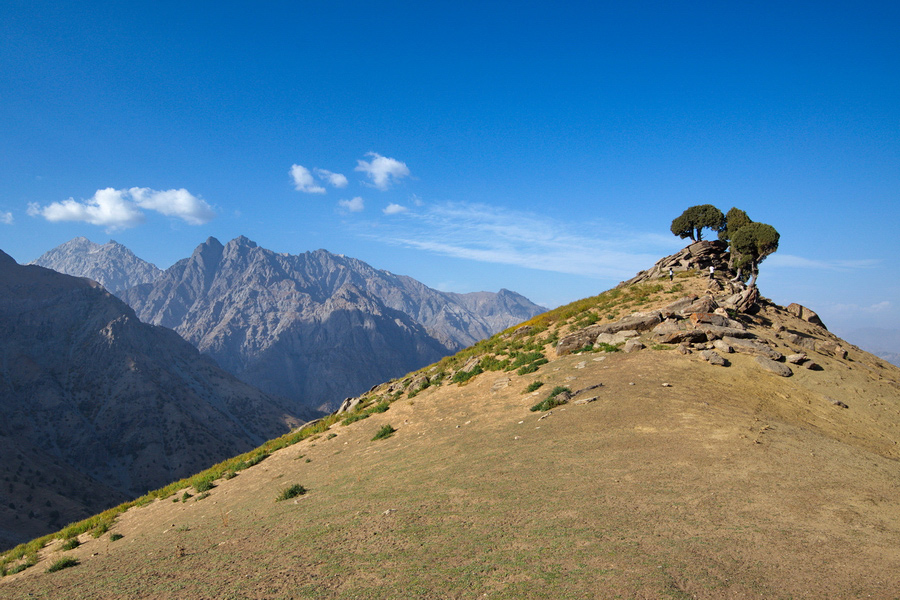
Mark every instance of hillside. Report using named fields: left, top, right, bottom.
left=3, top=244, right=900, bottom=598
left=28, top=237, right=163, bottom=294
left=0, top=251, right=311, bottom=550
left=119, top=236, right=545, bottom=411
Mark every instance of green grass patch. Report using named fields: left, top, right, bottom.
left=651, top=343, right=674, bottom=350
left=372, top=424, right=397, bottom=441
left=524, top=380, right=544, bottom=393
left=276, top=484, right=307, bottom=502
left=47, top=557, right=78, bottom=573
left=60, top=538, right=80, bottom=551
left=530, top=386, right=572, bottom=412
left=451, top=365, right=483, bottom=384
left=109, top=533, right=123, bottom=542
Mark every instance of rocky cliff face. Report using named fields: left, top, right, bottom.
left=119, top=236, right=545, bottom=411
left=0, top=250, right=310, bottom=548
left=28, top=237, right=163, bottom=293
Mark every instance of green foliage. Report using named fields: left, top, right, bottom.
left=372, top=424, right=397, bottom=441
left=109, top=533, right=124, bottom=542
left=670, top=204, right=725, bottom=241
left=651, top=343, right=673, bottom=350
left=193, top=478, right=215, bottom=493
left=517, top=358, right=548, bottom=375
left=480, top=355, right=510, bottom=371
left=451, top=365, right=483, bottom=384
left=524, top=381, right=544, bottom=393
left=326, top=432, right=337, bottom=440
left=719, top=207, right=752, bottom=243
left=530, top=386, right=572, bottom=412
left=595, top=342, right=621, bottom=353
left=60, top=538, right=80, bottom=551
left=47, top=557, right=78, bottom=573
left=342, top=412, right=371, bottom=425
left=276, top=484, right=307, bottom=501
left=195, top=492, right=211, bottom=501
left=732, top=222, right=780, bottom=285
left=181, top=491, right=193, bottom=503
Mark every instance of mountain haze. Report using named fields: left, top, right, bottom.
left=4, top=243, right=899, bottom=597
left=0, top=250, right=310, bottom=549
left=28, top=237, right=163, bottom=294
left=119, top=236, right=544, bottom=411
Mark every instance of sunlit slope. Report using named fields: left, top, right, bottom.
left=4, top=271, right=900, bottom=598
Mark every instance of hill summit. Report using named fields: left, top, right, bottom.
left=3, top=242, right=899, bottom=598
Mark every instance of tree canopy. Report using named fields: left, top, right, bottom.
left=718, top=207, right=752, bottom=243
left=670, top=204, right=725, bottom=241
left=731, top=222, right=780, bottom=287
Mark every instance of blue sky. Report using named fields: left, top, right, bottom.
left=1, top=1, right=898, bottom=343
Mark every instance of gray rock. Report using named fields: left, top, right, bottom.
left=654, top=330, right=707, bottom=344
left=712, top=339, right=733, bottom=353
left=815, top=340, right=847, bottom=359
left=701, top=350, right=727, bottom=366
left=786, top=353, right=807, bottom=364
left=723, top=336, right=783, bottom=360
left=623, top=339, right=645, bottom=353
left=755, top=356, right=793, bottom=377
left=787, top=303, right=826, bottom=329
left=557, top=312, right=662, bottom=355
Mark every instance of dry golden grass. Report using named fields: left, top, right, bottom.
left=4, top=274, right=900, bottom=598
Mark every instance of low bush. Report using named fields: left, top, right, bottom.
left=530, top=386, right=572, bottom=412
left=60, top=538, right=79, bottom=551
left=275, top=484, right=307, bottom=502
left=47, top=557, right=78, bottom=573
left=372, top=424, right=396, bottom=441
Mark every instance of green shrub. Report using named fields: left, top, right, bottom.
left=193, top=478, right=215, bottom=493
left=276, top=484, right=307, bottom=502
left=517, top=358, right=548, bottom=375
left=60, top=538, right=80, bottom=551
left=342, top=412, right=370, bottom=425
left=530, top=386, right=572, bottom=412
left=451, top=365, right=483, bottom=384
left=47, top=557, right=78, bottom=573
left=195, top=492, right=211, bottom=501
left=595, top=342, right=621, bottom=353
left=181, top=492, right=193, bottom=503
left=109, top=533, right=123, bottom=542
left=524, top=381, right=544, bottom=393
left=370, top=401, right=390, bottom=414
left=372, top=424, right=396, bottom=441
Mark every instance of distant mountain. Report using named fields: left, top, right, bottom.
left=840, top=327, right=900, bottom=367
left=29, top=237, right=162, bottom=293
left=0, top=250, right=310, bottom=549
left=119, top=236, right=545, bottom=411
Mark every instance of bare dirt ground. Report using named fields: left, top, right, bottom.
left=5, top=276, right=900, bottom=599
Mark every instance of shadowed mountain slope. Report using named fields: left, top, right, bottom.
left=0, top=250, right=310, bottom=549
left=119, top=236, right=544, bottom=411
left=4, top=245, right=899, bottom=597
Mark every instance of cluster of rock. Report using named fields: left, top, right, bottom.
left=557, top=288, right=842, bottom=378
left=620, top=240, right=732, bottom=286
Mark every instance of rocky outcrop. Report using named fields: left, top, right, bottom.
left=620, top=240, right=731, bottom=286
left=786, top=303, right=826, bottom=329
left=120, top=237, right=544, bottom=411
left=0, top=250, right=309, bottom=548
left=29, top=237, right=163, bottom=293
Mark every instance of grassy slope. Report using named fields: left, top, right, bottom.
left=3, top=273, right=900, bottom=598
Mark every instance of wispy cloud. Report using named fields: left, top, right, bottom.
left=828, top=300, right=893, bottom=314
left=1, top=211, right=12, bottom=225
left=289, top=164, right=326, bottom=194
left=355, top=153, right=410, bottom=190
left=27, top=187, right=214, bottom=231
left=358, top=201, right=680, bottom=280
left=314, top=168, right=349, bottom=188
left=767, top=254, right=881, bottom=270
left=339, top=197, right=365, bottom=212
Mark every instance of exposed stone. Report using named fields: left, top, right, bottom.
left=663, top=295, right=699, bottom=315
left=786, top=303, right=826, bottom=329
left=623, top=339, right=645, bottom=353
left=689, top=312, right=744, bottom=329
left=652, top=319, right=683, bottom=335
left=655, top=330, right=707, bottom=344
left=723, top=336, right=783, bottom=360
left=337, top=396, right=363, bottom=414
left=713, top=339, right=733, bottom=353
left=815, top=340, right=847, bottom=359
left=620, top=240, right=730, bottom=286
left=573, top=397, right=597, bottom=406
left=677, top=344, right=691, bottom=355
left=682, top=296, right=719, bottom=315
left=827, top=397, right=849, bottom=408
left=755, top=356, right=793, bottom=377
left=720, top=286, right=760, bottom=313
left=786, top=354, right=807, bottom=365
left=701, top=350, right=727, bottom=366
left=596, top=330, right=639, bottom=345
left=694, top=324, right=755, bottom=341
left=557, top=312, right=662, bottom=355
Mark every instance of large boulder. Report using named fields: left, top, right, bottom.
left=755, top=356, right=793, bottom=377
left=786, top=303, right=826, bottom=329
left=723, top=336, right=784, bottom=361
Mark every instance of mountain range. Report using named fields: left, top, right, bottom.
left=0, top=251, right=309, bottom=549
left=28, top=237, right=162, bottom=294
left=35, top=236, right=545, bottom=412
left=4, top=241, right=899, bottom=597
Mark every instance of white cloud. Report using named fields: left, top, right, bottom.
left=315, top=168, right=349, bottom=188
left=27, top=187, right=214, bottom=231
left=290, top=164, right=326, bottom=194
left=355, top=152, right=410, bottom=190
left=410, top=194, right=424, bottom=207
left=128, top=187, right=215, bottom=225
left=28, top=188, right=145, bottom=230
left=339, top=197, right=365, bottom=212
left=357, top=201, right=679, bottom=280
left=0, top=211, right=12, bottom=225
left=383, top=203, right=408, bottom=215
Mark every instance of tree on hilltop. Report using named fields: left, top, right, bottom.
left=731, top=222, right=780, bottom=287
left=670, top=204, right=725, bottom=242
left=718, top=207, right=752, bottom=244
